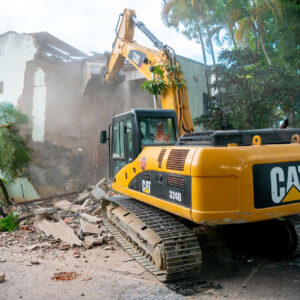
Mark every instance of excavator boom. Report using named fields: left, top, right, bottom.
left=106, top=8, right=194, bottom=135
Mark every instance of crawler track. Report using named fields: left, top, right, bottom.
left=102, top=196, right=202, bottom=282
left=286, top=214, right=300, bottom=256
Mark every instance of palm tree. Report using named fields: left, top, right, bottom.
left=162, top=0, right=212, bottom=94
left=225, top=0, right=282, bottom=65
left=209, top=0, right=238, bottom=49
left=0, top=102, right=30, bottom=205
left=192, top=0, right=217, bottom=67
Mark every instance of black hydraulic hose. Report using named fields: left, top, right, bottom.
left=131, top=15, right=177, bottom=67
left=132, top=15, right=165, bottom=50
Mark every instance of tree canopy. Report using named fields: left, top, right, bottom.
left=197, top=48, right=300, bottom=130
left=161, top=0, right=300, bottom=129
left=162, top=0, right=300, bottom=73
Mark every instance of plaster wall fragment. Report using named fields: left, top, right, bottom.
left=32, top=68, right=47, bottom=142
left=0, top=32, right=36, bottom=105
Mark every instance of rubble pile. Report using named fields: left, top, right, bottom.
left=0, top=178, right=116, bottom=252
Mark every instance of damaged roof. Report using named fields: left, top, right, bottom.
left=31, top=32, right=87, bottom=60
left=0, top=31, right=87, bottom=61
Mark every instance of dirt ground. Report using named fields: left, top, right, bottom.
left=1, top=223, right=300, bottom=300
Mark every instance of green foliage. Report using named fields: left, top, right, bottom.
left=0, top=102, right=30, bottom=183
left=142, top=66, right=168, bottom=95
left=141, top=64, right=186, bottom=96
left=269, top=0, right=300, bottom=73
left=162, top=1, right=299, bottom=74
left=198, top=48, right=300, bottom=130
left=165, top=64, right=186, bottom=88
left=142, top=79, right=169, bottom=96
left=0, top=213, right=19, bottom=232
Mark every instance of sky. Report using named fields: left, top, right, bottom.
left=0, top=0, right=218, bottom=64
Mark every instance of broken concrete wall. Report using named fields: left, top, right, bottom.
left=0, top=31, right=154, bottom=196
left=21, top=56, right=97, bottom=195
left=23, top=55, right=152, bottom=195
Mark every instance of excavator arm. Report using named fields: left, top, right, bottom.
left=106, top=8, right=194, bottom=136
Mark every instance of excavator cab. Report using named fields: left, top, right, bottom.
left=101, top=109, right=179, bottom=178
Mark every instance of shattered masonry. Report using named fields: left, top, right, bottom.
left=0, top=31, right=152, bottom=195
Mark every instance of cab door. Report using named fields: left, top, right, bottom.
left=112, top=118, right=126, bottom=177
left=111, top=115, right=136, bottom=178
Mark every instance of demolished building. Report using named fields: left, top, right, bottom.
left=0, top=31, right=208, bottom=199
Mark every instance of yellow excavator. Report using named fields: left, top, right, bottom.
left=100, top=9, right=300, bottom=282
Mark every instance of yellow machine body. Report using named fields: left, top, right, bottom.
left=100, top=9, right=300, bottom=281
left=112, top=142, right=300, bottom=225
left=105, top=8, right=300, bottom=227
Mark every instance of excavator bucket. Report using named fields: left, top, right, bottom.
left=81, top=57, right=125, bottom=96
left=106, top=9, right=136, bottom=84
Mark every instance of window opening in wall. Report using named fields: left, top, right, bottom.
left=203, top=92, right=208, bottom=113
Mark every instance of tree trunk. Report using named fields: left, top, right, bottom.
left=258, top=30, right=272, bottom=65
left=195, top=19, right=211, bottom=97
left=229, top=25, right=237, bottom=48
left=201, top=15, right=216, bottom=67
left=254, top=7, right=272, bottom=65
left=0, top=179, right=9, bottom=206
left=244, top=31, right=249, bottom=48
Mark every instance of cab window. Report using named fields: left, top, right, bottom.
left=139, top=117, right=176, bottom=146
left=113, top=121, right=125, bottom=157
left=126, top=118, right=133, bottom=161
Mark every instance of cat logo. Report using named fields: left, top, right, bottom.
left=132, top=52, right=141, bottom=65
left=142, top=179, right=151, bottom=194
left=270, top=166, right=300, bottom=204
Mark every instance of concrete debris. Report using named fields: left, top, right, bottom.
left=80, top=219, right=102, bottom=235
left=91, top=186, right=106, bottom=201
left=26, top=244, right=40, bottom=251
left=54, top=200, right=82, bottom=213
left=80, top=198, right=91, bottom=210
left=0, top=272, right=5, bottom=283
left=80, top=213, right=102, bottom=224
left=91, top=205, right=102, bottom=216
left=82, top=236, right=104, bottom=249
left=76, top=192, right=90, bottom=204
left=0, top=178, right=116, bottom=254
left=34, top=207, right=58, bottom=215
left=35, top=219, right=82, bottom=246
left=96, top=178, right=109, bottom=193
left=77, top=227, right=84, bottom=240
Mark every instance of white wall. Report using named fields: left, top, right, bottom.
left=32, top=68, right=47, bottom=142
left=0, top=32, right=36, bottom=105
